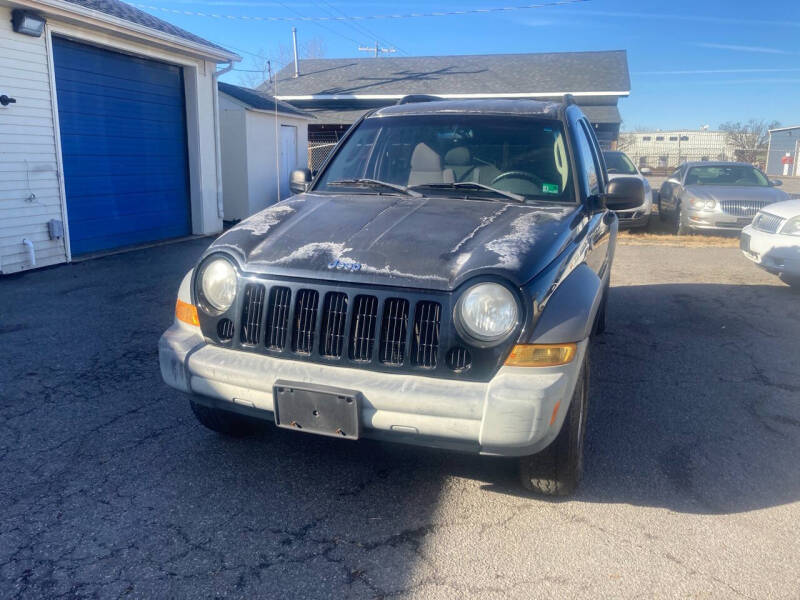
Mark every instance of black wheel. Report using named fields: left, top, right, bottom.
left=519, top=352, right=589, bottom=496
left=779, top=274, right=800, bottom=289
left=190, top=398, right=263, bottom=437
left=675, top=203, right=690, bottom=236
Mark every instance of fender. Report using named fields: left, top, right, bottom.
left=526, top=263, right=603, bottom=344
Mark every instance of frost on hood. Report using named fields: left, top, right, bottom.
left=358, top=263, right=449, bottom=283
left=485, top=211, right=542, bottom=268
left=272, top=242, right=352, bottom=265
left=235, top=203, right=297, bottom=236
left=450, top=205, right=510, bottom=254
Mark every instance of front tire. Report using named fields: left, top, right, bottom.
left=675, top=203, right=690, bottom=236
left=779, top=273, right=800, bottom=289
left=190, top=399, right=263, bottom=437
left=519, top=352, right=589, bottom=496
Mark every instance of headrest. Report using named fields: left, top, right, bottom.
left=444, top=146, right=471, bottom=166
left=410, top=143, right=442, bottom=171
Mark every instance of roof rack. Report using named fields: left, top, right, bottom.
left=563, top=93, right=576, bottom=106
left=395, top=94, right=442, bottom=105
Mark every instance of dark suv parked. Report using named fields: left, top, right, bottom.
left=159, top=98, right=644, bottom=495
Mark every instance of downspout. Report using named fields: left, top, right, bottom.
left=212, top=62, right=234, bottom=220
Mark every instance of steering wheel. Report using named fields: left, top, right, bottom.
left=491, top=171, right=545, bottom=187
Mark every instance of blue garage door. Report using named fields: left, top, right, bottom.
left=53, top=37, right=191, bottom=255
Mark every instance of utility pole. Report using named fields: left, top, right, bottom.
left=292, top=27, right=300, bottom=78
left=358, top=41, right=396, bottom=57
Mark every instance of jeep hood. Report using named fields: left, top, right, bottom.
left=209, top=193, right=579, bottom=291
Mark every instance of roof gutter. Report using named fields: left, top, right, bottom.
left=213, top=62, right=235, bottom=219
left=19, top=0, right=241, bottom=62
left=275, top=91, right=630, bottom=101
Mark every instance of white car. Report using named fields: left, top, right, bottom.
left=740, top=199, right=800, bottom=288
left=602, top=151, right=653, bottom=228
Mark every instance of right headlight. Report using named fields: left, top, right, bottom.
left=457, top=282, right=518, bottom=344
left=780, top=216, right=800, bottom=236
left=198, top=256, right=238, bottom=312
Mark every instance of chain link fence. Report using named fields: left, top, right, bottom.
left=308, top=131, right=342, bottom=172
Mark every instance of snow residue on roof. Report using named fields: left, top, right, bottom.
left=485, top=211, right=541, bottom=268
left=235, top=203, right=297, bottom=235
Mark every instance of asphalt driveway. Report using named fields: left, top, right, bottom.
left=1, top=239, right=799, bottom=599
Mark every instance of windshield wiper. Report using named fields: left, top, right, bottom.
left=327, top=178, right=422, bottom=197
left=409, top=182, right=525, bottom=203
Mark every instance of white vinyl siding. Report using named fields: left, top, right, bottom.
left=0, top=7, right=67, bottom=273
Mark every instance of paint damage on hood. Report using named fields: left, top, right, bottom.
left=209, top=193, right=579, bottom=291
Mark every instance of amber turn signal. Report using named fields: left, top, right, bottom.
left=175, top=299, right=200, bottom=327
left=504, top=343, right=576, bottom=367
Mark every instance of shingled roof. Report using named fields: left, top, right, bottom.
left=218, top=82, right=311, bottom=118
left=270, top=51, right=630, bottom=98
left=61, top=0, right=232, bottom=55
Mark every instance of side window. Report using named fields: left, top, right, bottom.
left=573, top=120, right=600, bottom=197
left=669, top=168, right=681, bottom=181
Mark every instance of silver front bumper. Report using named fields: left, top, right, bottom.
left=159, top=321, right=588, bottom=457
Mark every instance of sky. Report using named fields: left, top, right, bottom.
left=135, top=0, right=800, bottom=130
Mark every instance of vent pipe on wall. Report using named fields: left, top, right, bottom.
left=22, top=238, right=35, bottom=267
left=292, top=27, right=300, bottom=78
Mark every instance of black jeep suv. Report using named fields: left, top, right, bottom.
left=159, top=98, right=643, bottom=495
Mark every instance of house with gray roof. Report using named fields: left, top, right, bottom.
left=262, top=50, right=630, bottom=153
left=1, top=0, right=239, bottom=273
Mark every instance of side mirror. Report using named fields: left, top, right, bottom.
left=603, top=176, right=645, bottom=211
left=640, top=167, right=652, bottom=175
left=290, top=168, right=312, bottom=194
left=770, top=179, right=783, bottom=187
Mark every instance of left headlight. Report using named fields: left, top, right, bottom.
left=689, top=196, right=715, bottom=210
left=199, top=256, right=237, bottom=312
left=781, top=216, right=800, bottom=236
left=457, top=282, right=518, bottom=344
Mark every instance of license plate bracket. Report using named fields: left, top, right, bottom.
left=273, top=380, right=361, bottom=440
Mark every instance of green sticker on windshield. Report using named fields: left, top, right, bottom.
left=542, top=183, right=559, bottom=194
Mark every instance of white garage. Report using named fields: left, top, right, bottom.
left=0, top=0, right=239, bottom=273
left=218, top=82, right=313, bottom=221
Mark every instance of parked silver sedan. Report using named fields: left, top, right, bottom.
left=658, top=162, right=789, bottom=235
left=603, top=150, right=653, bottom=228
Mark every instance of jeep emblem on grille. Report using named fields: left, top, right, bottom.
left=328, top=259, right=362, bottom=272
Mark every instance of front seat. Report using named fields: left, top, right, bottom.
left=407, top=143, right=454, bottom=187
left=444, top=146, right=474, bottom=181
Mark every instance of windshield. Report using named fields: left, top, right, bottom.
left=685, top=165, right=770, bottom=187
left=603, top=152, right=638, bottom=175
left=315, top=115, right=573, bottom=202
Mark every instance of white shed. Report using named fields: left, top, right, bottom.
left=0, top=0, right=240, bottom=273
left=218, top=82, right=313, bottom=221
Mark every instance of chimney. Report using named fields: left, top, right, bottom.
left=292, top=27, right=300, bottom=78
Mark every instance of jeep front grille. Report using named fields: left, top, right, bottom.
left=349, top=295, right=378, bottom=362
left=240, top=284, right=266, bottom=345
left=719, top=200, right=771, bottom=217
left=411, top=301, right=441, bottom=368
left=266, top=286, right=291, bottom=350
left=226, top=278, right=504, bottom=381
left=320, top=292, right=348, bottom=358
left=292, top=289, right=319, bottom=354
left=379, top=298, right=410, bottom=366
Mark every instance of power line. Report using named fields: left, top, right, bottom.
left=316, top=0, right=409, bottom=56
left=133, top=0, right=590, bottom=23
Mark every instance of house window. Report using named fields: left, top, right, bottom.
left=656, top=136, right=664, bottom=141
left=642, top=136, right=651, bottom=141
left=669, top=136, right=678, bottom=141
left=680, top=135, right=689, bottom=141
